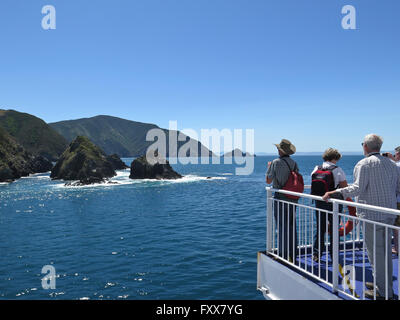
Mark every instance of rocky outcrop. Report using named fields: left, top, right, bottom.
left=64, top=177, right=119, bottom=187
left=50, top=136, right=116, bottom=183
left=0, top=127, right=54, bottom=182
left=129, top=155, right=182, bottom=180
left=29, top=155, right=53, bottom=173
left=106, top=154, right=128, bottom=170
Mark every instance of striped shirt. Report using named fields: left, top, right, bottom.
left=266, top=156, right=299, bottom=189
left=337, top=153, right=400, bottom=224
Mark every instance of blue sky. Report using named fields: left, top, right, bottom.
left=0, top=0, right=399, bottom=153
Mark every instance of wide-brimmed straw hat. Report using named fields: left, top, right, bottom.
left=274, top=139, right=296, bottom=155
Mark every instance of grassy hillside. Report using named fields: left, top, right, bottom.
left=0, top=126, right=53, bottom=181
left=0, top=110, right=68, bottom=161
left=50, top=115, right=213, bottom=157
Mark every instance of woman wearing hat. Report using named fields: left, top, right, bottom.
left=266, top=139, right=299, bottom=262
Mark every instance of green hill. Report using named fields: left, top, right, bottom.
left=0, top=127, right=52, bottom=182
left=0, top=109, right=68, bottom=161
left=50, top=115, right=213, bottom=157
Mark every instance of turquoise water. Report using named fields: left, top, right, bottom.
left=0, top=155, right=362, bottom=300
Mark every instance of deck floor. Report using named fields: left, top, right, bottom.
left=292, top=245, right=399, bottom=300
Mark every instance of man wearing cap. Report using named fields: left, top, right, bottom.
left=266, top=139, right=299, bottom=262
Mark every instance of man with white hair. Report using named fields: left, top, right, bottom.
left=323, top=134, right=400, bottom=299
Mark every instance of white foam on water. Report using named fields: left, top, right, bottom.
left=51, top=170, right=226, bottom=189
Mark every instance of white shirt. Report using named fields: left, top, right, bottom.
left=311, top=161, right=347, bottom=189
left=338, top=153, right=400, bottom=223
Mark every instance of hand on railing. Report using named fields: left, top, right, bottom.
left=322, top=190, right=338, bottom=202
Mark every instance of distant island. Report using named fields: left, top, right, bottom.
left=223, top=148, right=255, bottom=157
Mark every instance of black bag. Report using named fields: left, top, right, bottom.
left=311, top=165, right=337, bottom=196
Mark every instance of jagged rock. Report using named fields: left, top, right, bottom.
left=51, top=136, right=116, bottom=183
left=28, top=155, right=53, bottom=173
left=0, top=165, right=15, bottom=182
left=64, top=178, right=119, bottom=187
left=129, top=155, right=182, bottom=180
left=106, top=154, right=128, bottom=170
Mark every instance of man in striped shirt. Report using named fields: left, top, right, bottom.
left=323, top=134, right=400, bottom=299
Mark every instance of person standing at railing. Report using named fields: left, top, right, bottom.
left=323, top=134, right=400, bottom=300
left=311, top=148, right=348, bottom=262
left=266, top=139, right=299, bottom=262
left=385, top=146, right=400, bottom=255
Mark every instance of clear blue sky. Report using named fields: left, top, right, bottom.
left=0, top=0, right=399, bottom=153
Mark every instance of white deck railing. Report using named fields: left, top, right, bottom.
left=266, top=186, right=400, bottom=300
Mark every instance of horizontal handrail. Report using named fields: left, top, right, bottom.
left=266, top=186, right=400, bottom=217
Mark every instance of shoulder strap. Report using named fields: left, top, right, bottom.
left=281, top=158, right=295, bottom=172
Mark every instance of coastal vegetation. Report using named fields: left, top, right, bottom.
left=0, top=110, right=186, bottom=183
left=49, top=115, right=213, bottom=158
left=0, top=109, right=67, bottom=161
left=50, top=136, right=118, bottom=184
left=0, top=126, right=53, bottom=182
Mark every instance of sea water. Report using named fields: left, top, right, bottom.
left=0, top=155, right=362, bottom=299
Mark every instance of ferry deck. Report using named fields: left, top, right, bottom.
left=257, top=187, right=400, bottom=300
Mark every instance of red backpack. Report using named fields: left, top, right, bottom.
left=311, top=165, right=337, bottom=196
left=281, top=158, right=304, bottom=200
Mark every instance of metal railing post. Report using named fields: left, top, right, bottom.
left=267, top=188, right=274, bottom=253
left=332, top=201, right=339, bottom=293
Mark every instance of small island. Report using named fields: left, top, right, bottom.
left=129, top=154, right=182, bottom=180
left=223, top=148, right=255, bottom=158
left=50, top=136, right=120, bottom=185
